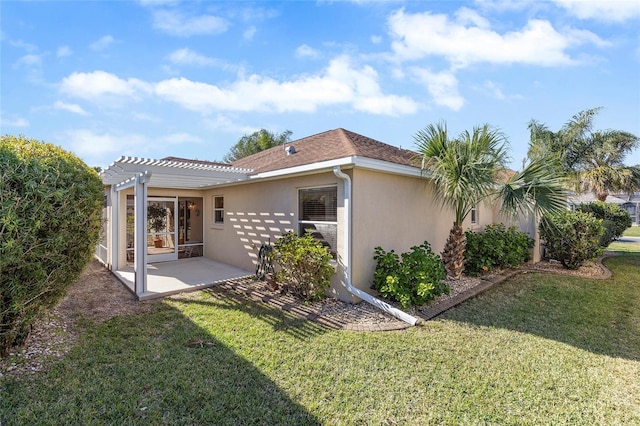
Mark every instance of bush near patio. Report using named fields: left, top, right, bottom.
left=539, top=209, right=604, bottom=269
left=0, top=135, right=103, bottom=357
left=577, top=201, right=632, bottom=247
left=272, top=231, right=334, bottom=302
left=373, top=242, right=448, bottom=308
left=464, top=224, right=534, bottom=276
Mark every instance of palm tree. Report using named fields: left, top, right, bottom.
left=528, top=108, right=640, bottom=201
left=415, top=122, right=566, bottom=279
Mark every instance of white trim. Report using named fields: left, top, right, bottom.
left=248, top=156, right=425, bottom=181
left=333, top=166, right=418, bottom=326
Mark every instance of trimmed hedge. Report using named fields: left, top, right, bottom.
left=1, top=135, right=103, bottom=356
left=539, top=210, right=604, bottom=270
left=577, top=202, right=631, bottom=246
left=464, top=224, right=534, bottom=276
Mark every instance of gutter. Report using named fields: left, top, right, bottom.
left=333, top=166, right=419, bottom=326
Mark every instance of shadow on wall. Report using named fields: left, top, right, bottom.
left=227, top=211, right=294, bottom=264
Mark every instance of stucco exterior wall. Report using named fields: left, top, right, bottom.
left=203, top=172, right=345, bottom=288
left=349, top=168, right=495, bottom=296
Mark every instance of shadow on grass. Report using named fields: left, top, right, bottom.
left=439, top=253, right=640, bottom=362
left=0, top=302, right=321, bottom=425
left=170, top=285, right=331, bottom=341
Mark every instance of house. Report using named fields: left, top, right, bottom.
left=98, top=128, right=535, bottom=322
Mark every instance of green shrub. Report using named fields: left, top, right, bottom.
left=464, top=224, right=535, bottom=276
left=272, top=231, right=334, bottom=302
left=372, top=242, right=448, bottom=308
left=577, top=202, right=631, bottom=246
left=1, top=135, right=103, bottom=356
left=539, top=210, right=604, bottom=270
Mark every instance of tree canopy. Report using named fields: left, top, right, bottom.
left=223, top=129, right=293, bottom=163
left=528, top=107, right=640, bottom=201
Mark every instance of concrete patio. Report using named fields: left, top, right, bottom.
left=113, top=257, right=253, bottom=301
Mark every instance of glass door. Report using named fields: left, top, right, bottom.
left=147, top=197, right=178, bottom=263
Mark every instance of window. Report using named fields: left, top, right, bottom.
left=298, top=186, right=337, bottom=256
left=470, top=206, right=478, bottom=225
left=213, top=196, right=224, bottom=224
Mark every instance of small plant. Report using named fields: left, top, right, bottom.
left=577, top=202, right=631, bottom=246
left=464, top=224, right=534, bottom=276
left=272, top=231, right=334, bottom=302
left=539, top=210, right=604, bottom=269
left=372, top=242, right=447, bottom=308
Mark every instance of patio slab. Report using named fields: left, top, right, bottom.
left=113, top=257, right=253, bottom=301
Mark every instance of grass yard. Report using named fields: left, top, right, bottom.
left=623, top=226, right=640, bottom=237
left=2, top=251, right=639, bottom=424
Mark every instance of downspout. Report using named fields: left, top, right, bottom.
left=333, top=166, right=419, bottom=326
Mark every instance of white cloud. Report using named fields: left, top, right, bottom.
left=54, top=101, right=89, bottom=115
left=0, top=114, right=29, bottom=128
left=411, top=68, right=465, bottom=111
left=59, top=57, right=418, bottom=116
left=203, top=115, right=258, bottom=135
left=64, top=129, right=149, bottom=161
left=60, top=71, right=152, bottom=100
left=57, top=45, right=72, bottom=58
left=14, top=54, right=42, bottom=68
left=152, top=9, right=229, bottom=37
left=552, top=0, right=640, bottom=22
left=167, top=48, right=217, bottom=66
left=9, top=39, right=38, bottom=52
left=482, top=80, right=506, bottom=100
left=155, top=55, right=419, bottom=116
left=243, top=26, right=256, bottom=41
left=90, top=35, right=115, bottom=51
left=295, top=44, right=320, bottom=59
left=387, top=8, right=607, bottom=68
left=371, top=35, right=383, bottom=44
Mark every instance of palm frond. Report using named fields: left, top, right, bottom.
left=499, top=157, right=568, bottom=219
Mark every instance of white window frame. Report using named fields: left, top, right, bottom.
left=213, top=195, right=224, bottom=225
left=298, top=185, right=338, bottom=255
left=470, top=206, right=478, bottom=225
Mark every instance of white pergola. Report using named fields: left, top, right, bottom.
left=102, top=156, right=253, bottom=296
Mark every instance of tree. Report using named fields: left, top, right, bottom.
left=223, top=129, right=293, bottom=163
left=415, top=122, right=566, bottom=279
left=528, top=108, right=640, bottom=201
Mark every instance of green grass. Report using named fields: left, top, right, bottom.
left=608, top=229, right=640, bottom=253
left=623, top=226, right=640, bottom=237
left=2, top=256, right=640, bottom=425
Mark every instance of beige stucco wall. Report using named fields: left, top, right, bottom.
left=348, top=168, right=495, bottom=297
left=203, top=172, right=345, bottom=289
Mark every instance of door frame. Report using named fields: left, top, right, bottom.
left=147, top=196, right=178, bottom=263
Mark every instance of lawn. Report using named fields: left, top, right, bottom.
left=623, top=226, right=640, bottom=237
left=2, top=253, right=639, bottom=424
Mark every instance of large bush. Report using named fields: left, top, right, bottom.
left=577, top=202, right=631, bottom=246
left=372, top=242, right=448, bottom=308
left=539, top=210, right=604, bottom=270
left=272, top=231, right=334, bottom=302
left=464, top=224, right=535, bottom=276
left=1, top=135, right=103, bottom=356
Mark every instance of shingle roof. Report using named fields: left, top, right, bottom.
left=231, top=128, right=421, bottom=174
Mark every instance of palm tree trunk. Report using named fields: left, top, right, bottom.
left=442, top=223, right=465, bottom=279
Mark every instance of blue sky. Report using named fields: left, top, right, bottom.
left=2, top=0, right=639, bottom=169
